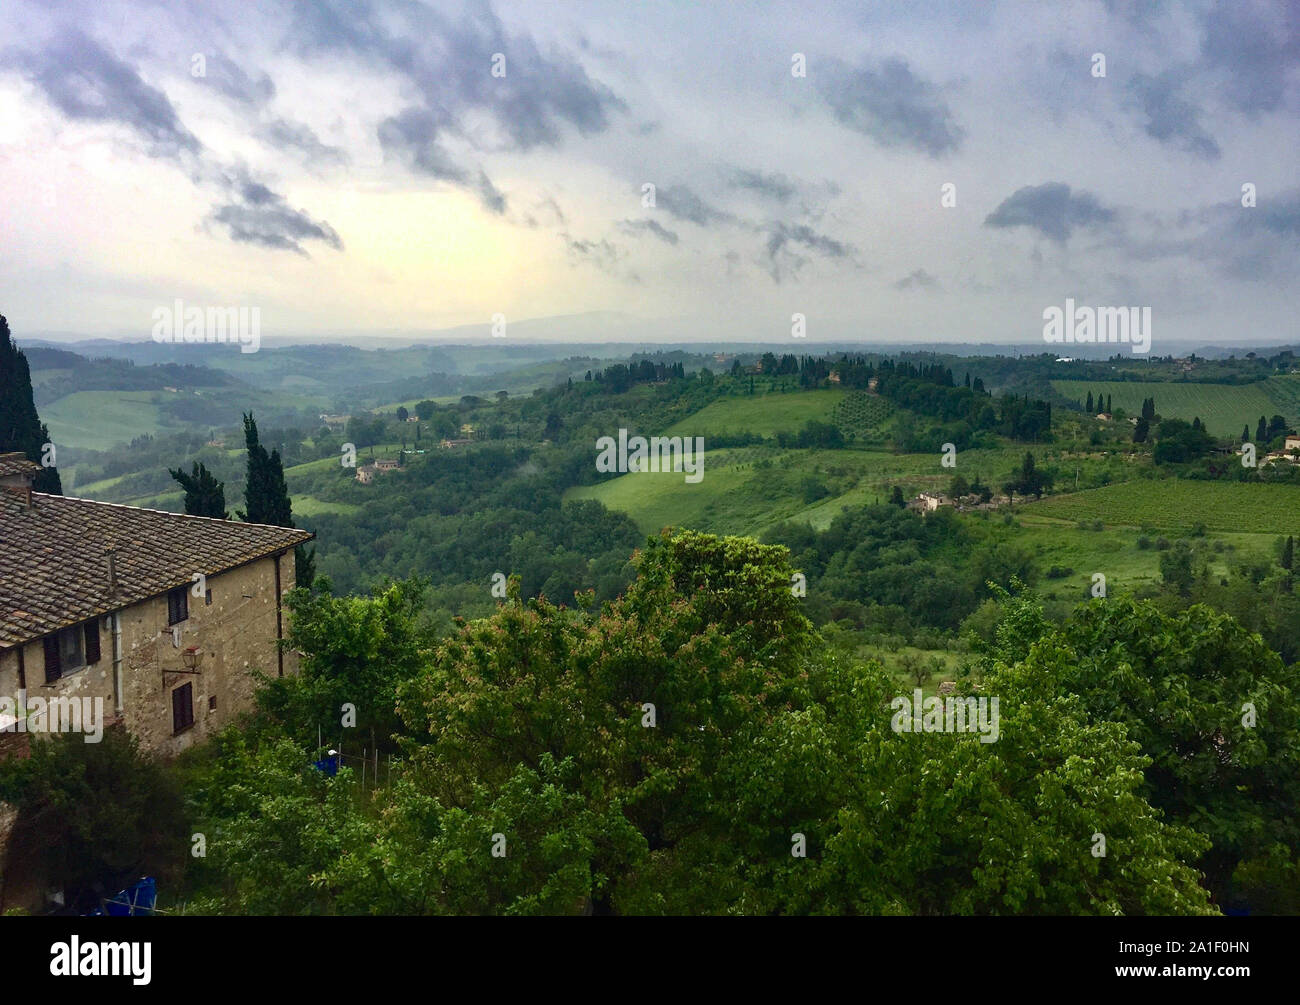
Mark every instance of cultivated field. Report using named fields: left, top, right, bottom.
left=1023, top=479, right=1300, bottom=535
left=1052, top=378, right=1300, bottom=438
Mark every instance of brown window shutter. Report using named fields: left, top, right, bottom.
left=43, top=634, right=61, bottom=683
left=84, top=620, right=102, bottom=665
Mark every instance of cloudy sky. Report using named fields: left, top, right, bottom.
left=0, top=0, right=1297, bottom=347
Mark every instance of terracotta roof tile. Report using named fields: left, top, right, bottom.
left=0, top=452, right=41, bottom=479
left=0, top=491, right=312, bottom=648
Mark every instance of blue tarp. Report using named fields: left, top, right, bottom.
left=86, top=876, right=157, bottom=916
left=312, top=754, right=339, bottom=776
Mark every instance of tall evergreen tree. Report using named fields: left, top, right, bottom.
left=0, top=315, right=62, bottom=494
left=1086, top=391, right=1094, bottom=412
left=1257, top=415, right=1268, bottom=444
left=1106, top=394, right=1112, bottom=414
left=169, top=461, right=228, bottom=519
left=1283, top=536, right=1294, bottom=572
left=237, top=413, right=314, bottom=588
left=1243, top=424, right=1251, bottom=443
left=1134, top=416, right=1150, bottom=443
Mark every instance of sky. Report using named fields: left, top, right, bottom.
left=0, top=0, right=1297, bottom=348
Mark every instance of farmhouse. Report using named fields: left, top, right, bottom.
left=355, top=458, right=401, bottom=483
left=908, top=492, right=950, bottom=513
left=0, top=453, right=312, bottom=758
left=1286, top=435, right=1300, bottom=453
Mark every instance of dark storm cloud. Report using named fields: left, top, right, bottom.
left=895, top=269, right=941, bottom=291
left=1198, top=0, right=1300, bottom=116
left=377, top=106, right=506, bottom=213
left=259, top=118, right=349, bottom=167
left=763, top=222, right=852, bottom=282
left=728, top=168, right=798, bottom=203
left=618, top=219, right=680, bottom=245
left=984, top=183, right=1117, bottom=243
left=818, top=56, right=963, bottom=157
left=290, top=0, right=623, bottom=156
left=201, top=52, right=275, bottom=108
left=1127, top=72, right=1221, bottom=159
left=7, top=28, right=200, bottom=160
left=561, top=233, right=627, bottom=275
left=208, top=166, right=343, bottom=255
left=656, top=184, right=734, bottom=226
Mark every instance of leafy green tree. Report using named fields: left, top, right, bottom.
left=0, top=315, right=61, bottom=493
left=1159, top=540, right=1196, bottom=596
left=259, top=579, right=432, bottom=747
left=169, top=461, right=228, bottom=518
left=0, top=728, right=186, bottom=912
left=980, top=594, right=1300, bottom=909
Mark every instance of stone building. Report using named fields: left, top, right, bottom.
left=0, top=452, right=312, bottom=910
left=0, top=453, right=312, bottom=758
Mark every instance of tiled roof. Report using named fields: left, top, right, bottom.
left=0, top=453, right=41, bottom=479
left=0, top=491, right=312, bottom=648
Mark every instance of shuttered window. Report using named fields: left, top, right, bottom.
left=84, top=619, right=101, bottom=665
left=43, top=634, right=60, bottom=683
left=167, top=586, right=188, bottom=625
left=42, top=621, right=96, bottom=682
left=171, top=683, right=194, bottom=734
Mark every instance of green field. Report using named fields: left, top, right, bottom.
left=661, top=390, right=844, bottom=439
left=42, top=391, right=173, bottom=451
left=1052, top=377, right=1300, bottom=437
left=566, top=444, right=1028, bottom=537
left=1024, top=479, right=1300, bottom=535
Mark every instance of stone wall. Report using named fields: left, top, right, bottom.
left=0, top=548, right=296, bottom=757
left=0, top=549, right=297, bottom=910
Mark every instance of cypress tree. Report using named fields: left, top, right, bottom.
left=1243, top=425, right=1250, bottom=443
left=1257, top=416, right=1268, bottom=444
left=0, top=314, right=62, bottom=494
left=1283, top=536, right=1294, bottom=572
left=237, top=413, right=314, bottom=588
left=1086, top=391, right=1094, bottom=412
left=169, top=461, right=227, bottom=519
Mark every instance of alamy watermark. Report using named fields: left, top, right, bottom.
left=890, top=688, right=1000, bottom=743
left=151, top=299, right=260, bottom=353
left=1043, top=299, right=1150, bottom=354
left=1, top=692, right=105, bottom=742
left=595, top=429, right=705, bottom=483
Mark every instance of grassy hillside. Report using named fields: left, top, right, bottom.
left=660, top=389, right=844, bottom=439
left=1024, top=479, right=1300, bottom=535
left=1052, top=378, right=1300, bottom=437
left=41, top=391, right=174, bottom=450
left=566, top=444, right=1029, bottom=537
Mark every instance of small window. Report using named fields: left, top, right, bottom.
left=42, top=626, right=92, bottom=681
left=172, top=683, right=194, bottom=734
left=58, top=626, right=84, bottom=672
left=167, top=586, right=189, bottom=625
left=208, top=695, right=217, bottom=711
left=204, top=588, right=213, bottom=606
